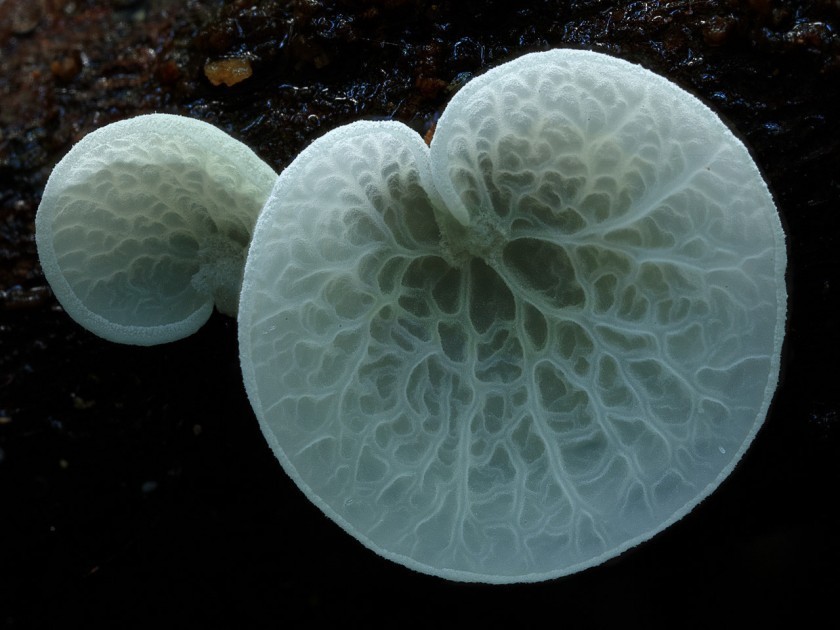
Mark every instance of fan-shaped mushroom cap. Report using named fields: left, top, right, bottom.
left=238, top=50, right=786, bottom=582
left=36, top=114, right=276, bottom=345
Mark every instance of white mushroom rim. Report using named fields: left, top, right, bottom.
left=238, top=49, right=787, bottom=583
left=36, top=114, right=277, bottom=345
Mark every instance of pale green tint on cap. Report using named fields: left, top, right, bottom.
left=36, top=113, right=276, bottom=345
left=239, top=49, right=786, bottom=582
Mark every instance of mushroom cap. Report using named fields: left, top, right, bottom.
left=36, top=113, right=276, bottom=345
left=238, top=50, right=786, bottom=582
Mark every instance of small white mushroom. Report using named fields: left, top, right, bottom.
left=238, top=50, right=787, bottom=582
left=36, top=113, right=276, bottom=345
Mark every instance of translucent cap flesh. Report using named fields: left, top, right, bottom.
left=236, top=49, right=786, bottom=582
left=36, top=113, right=277, bottom=345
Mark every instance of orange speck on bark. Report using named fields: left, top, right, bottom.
left=204, top=58, right=253, bottom=87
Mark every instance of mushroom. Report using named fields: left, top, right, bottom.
left=36, top=113, right=277, bottom=345
left=238, top=49, right=787, bottom=582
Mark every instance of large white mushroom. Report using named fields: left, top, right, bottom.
left=238, top=49, right=787, bottom=582
left=36, top=113, right=277, bottom=345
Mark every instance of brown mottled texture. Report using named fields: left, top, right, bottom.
left=1, top=0, right=838, bottom=625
